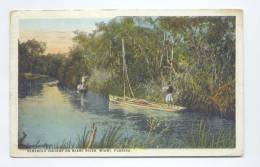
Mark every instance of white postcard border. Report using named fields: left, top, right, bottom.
left=10, top=9, right=243, bottom=157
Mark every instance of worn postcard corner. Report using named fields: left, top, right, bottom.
left=10, top=9, right=243, bottom=157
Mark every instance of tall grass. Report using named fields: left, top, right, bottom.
left=74, top=123, right=124, bottom=148
left=185, top=120, right=235, bottom=148
left=19, top=120, right=235, bottom=149
left=96, top=126, right=122, bottom=148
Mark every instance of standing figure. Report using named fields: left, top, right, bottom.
left=77, top=76, right=88, bottom=94
left=165, top=85, right=174, bottom=108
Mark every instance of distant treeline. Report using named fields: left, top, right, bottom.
left=18, top=16, right=235, bottom=116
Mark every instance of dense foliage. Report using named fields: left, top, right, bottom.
left=18, top=16, right=236, bottom=116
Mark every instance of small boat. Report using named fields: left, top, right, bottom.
left=109, top=95, right=185, bottom=112
left=44, top=80, right=59, bottom=86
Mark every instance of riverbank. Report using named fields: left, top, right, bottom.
left=20, top=73, right=48, bottom=80
left=18, top=73, right=57, bottom=98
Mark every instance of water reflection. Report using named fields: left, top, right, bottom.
left=19, top=79, right=44, bottom=98
left=18, top=82, right=235, bottom=148
left=65, top=89, right=109, bottom=113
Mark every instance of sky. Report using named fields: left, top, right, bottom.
left=19, top=18, right=111, bottom=54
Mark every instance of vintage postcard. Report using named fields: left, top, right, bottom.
left=10, top=10, right=243, bottom=157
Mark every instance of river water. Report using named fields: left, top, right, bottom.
left=18, top=81, right=235, bottom=148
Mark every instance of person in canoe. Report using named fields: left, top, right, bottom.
left=163, top=84, right=174, bottom=108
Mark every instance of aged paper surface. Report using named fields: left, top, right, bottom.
left=10, top=10, right=243, bottom=157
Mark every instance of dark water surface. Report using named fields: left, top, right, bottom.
left=18, top=81, right=235, bottom=148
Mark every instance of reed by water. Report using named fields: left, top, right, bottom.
left=19, top=119, right=235, bottom=149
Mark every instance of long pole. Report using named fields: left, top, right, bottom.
left=122, top=38, right=126, bottom=100
left=122, top=38, right=135, bottom=98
